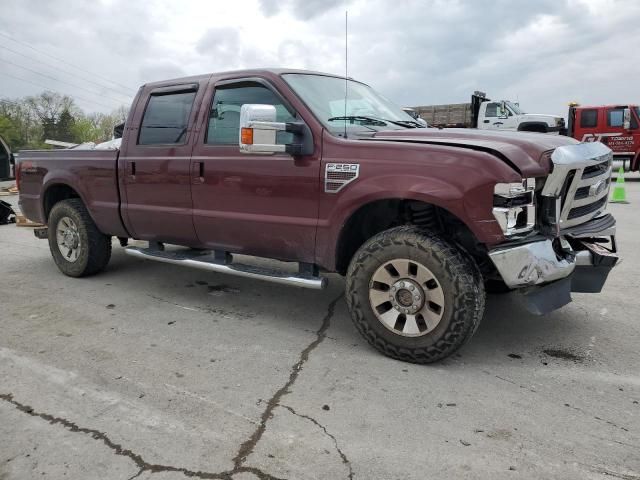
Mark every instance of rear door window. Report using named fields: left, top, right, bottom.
left=139, top=90, right=197, bottom=145
left=579, top=109, right=598, bottom=128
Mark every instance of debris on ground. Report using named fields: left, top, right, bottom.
left=15, top=214, right=45, bottom=228
left=0, top=200, right=16, bottom=225
left=0, top=184, right=18, bottom=196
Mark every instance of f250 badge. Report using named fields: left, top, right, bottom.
left=324, top=163, right=360, bottom=193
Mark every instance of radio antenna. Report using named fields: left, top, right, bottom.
left=344, top=9, right=348, bottom=139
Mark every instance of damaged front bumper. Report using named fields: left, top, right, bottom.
left=488, top=214, right=618, bottom=314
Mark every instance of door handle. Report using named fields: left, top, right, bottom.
left=483, top=120, right=490, bottom=123
left=127, top=161, right=136, bottom=177
left=192, top=161, right=204, bottom=184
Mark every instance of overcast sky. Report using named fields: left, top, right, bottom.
left=1, top=0, right=638, bottom=118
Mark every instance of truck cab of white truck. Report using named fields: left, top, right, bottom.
left=477, top=98, right=565, bottom=133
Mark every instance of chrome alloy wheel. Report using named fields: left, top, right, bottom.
left=368, top=258, right=445, bottom=337
left=56, top=216, right=81, bottom=262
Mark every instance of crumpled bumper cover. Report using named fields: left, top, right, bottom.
left=488, top=218, right=618, bottom=314
left=488, top=239, right=575, bottom=288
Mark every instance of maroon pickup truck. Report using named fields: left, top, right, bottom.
left=18, top=69, right=618, bottom=363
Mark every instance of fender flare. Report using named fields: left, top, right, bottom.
left=41, top=172, right=90, bottom=220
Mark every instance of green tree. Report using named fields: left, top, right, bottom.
left=56, top=108, right=76, bottom=142
left=0, top=115, right=22, bottom=149
left=71, top=116, right=100, bottom=143
left=1, top=92, right=129, bottom=148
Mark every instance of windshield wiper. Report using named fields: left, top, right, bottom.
left=327, top=116, right=388, bottom=127
left=379, top=118, right=424, bottom=128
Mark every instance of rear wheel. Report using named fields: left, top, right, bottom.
left=48, top=199, right=112, bottom=277
left=345, top=226, right=485, bottom=363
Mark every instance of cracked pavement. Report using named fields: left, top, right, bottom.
left=1, top=180, right=639, bottom=479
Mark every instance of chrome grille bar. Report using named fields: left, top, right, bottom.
left=542, top=143, right=613, bottom=230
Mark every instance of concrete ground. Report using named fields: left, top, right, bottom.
left=0, top=178, right=638, bottom=480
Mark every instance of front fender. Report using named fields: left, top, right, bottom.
left=316, top=171, right=510, bottom=271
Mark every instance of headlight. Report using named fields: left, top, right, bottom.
left=493, top=178, right=536, bottom=236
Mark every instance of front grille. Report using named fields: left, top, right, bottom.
left=582, top=159, right=611, bottom=179
left=568, top=196, right=607, bottom=219
left=541, top=144, right=613, bottom=230
left=575, top=178, right=610, bottom=200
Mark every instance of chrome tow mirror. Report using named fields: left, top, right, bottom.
left=623, top=107, right=631, bottom=130
left=239, top=104, right=311, bottom=155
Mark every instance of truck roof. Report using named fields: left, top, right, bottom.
left=142, top=68, right=359, bottom=89
left=574, top=104, right=638, bottom=109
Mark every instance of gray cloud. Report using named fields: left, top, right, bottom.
left=258, top=0, right=349, bottom=20
left=1, top=0, right=638, bottom=119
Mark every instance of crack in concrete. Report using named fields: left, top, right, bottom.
left=280, top=404, right=353, bottom=480
left=147, top=294, right=254, bottom=319
left=0, top=295, right=345, bottom=480
left=231, top=294, right=344, bottom=470
left=1, top=390, right=288, bottom=479
left=126, top=469, right=145, bottom=480
left=0, top=392, right=239, bottom=479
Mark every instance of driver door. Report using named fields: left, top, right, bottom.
left=482, top=102, right=516, bottom=130
left=189, top=78, right=321, bottom=262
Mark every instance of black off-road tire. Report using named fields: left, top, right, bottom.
left=47, top=199, right=112, bottom=277
left=345, top=226, right=485, bottom=364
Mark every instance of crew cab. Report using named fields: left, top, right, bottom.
left=17, top=69, right=619, bottom=363
left=566, top=103, right=640, bottom=172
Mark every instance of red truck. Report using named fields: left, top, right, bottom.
left=566, top=103, right=640, bottom=171
left=17, top=69, right=618, bottom=363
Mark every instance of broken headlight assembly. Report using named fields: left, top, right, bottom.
left=492, top=178, right=536, bottom=236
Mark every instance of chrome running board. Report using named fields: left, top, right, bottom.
left=124, top=246, right=327, bottom=290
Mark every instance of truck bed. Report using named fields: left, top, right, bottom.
left=412, top=102, right=474, bottom=128
left=17, top=148, right=128, bottom=237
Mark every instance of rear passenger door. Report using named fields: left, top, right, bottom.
left=120, top=82, right=205, bottom=245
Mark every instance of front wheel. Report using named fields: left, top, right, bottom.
left=48, top=198, right=112, bottom=277
left=345, top=226, right=485, bottom=363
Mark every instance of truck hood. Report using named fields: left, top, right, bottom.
left=371, top=128, right=579, bottom=177
left=520, top=113, right=563, bottom=124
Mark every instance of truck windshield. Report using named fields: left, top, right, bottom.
left=506, top=101, right=524, bottom=115
left=283, top=74, right=422, bottom=135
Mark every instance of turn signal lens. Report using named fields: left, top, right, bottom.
left=241, top=127, right=253, bottom=145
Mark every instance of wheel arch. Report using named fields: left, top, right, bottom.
left=518, top=122, right=549, bottom=133
left=333, top=196, right=487, bottom=275
left=43, top=183, right=83, bottom=220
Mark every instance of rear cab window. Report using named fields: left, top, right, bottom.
left=579, top=109, right=598, bottom=128
left=139, top=89, right=197, bottom=145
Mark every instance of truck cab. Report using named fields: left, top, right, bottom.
left=477, top=98, right=565, bottom=133
left=567, top=104, right=640, bottom=171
